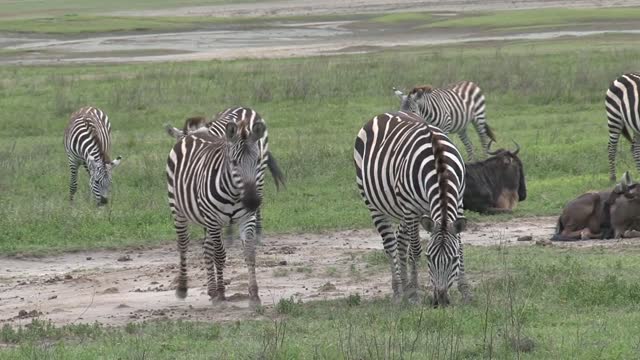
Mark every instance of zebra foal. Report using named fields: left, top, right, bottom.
left=394, top=81, right=496, bottom=160
left=354, top=111, right=471, bottom=306
left=606, top=73, right=640, bottom=181
left=166, top=107, right=268, bottom=308
left=64, top=106, right=122, bottom=205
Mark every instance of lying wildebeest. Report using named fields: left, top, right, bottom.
left=463, top=141, right=526, bottom=214
left=552, top=172, right=640, bottom=240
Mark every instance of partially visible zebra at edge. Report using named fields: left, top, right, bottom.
left=353, top=111, right=472, bottom=306
left=164, top=108, right=285, bottom=244
left=64, top=106, right=122, bottom=205
left=606, top=73, right=640, bottom=182
left=166, top=107, right=269, bottom=308
left=394, top=81, right=496, bottom=160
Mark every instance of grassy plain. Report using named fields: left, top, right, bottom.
left=3, top=245, right=640, bottom=358
left=1, top=35, right=640, bottom=254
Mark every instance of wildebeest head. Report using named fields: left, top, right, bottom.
left=486, top=140, right=527, bottom=202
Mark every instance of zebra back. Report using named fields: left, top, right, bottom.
left=65, top=106, right=112, bottom=163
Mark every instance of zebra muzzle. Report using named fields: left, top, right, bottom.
left=241, top=183, right=261, bottom=212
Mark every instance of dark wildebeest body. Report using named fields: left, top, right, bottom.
left=553, top=172, right=640, bottom=240
left=463, top=142, right=526, bottom=214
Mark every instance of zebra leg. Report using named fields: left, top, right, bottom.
left=632, top=135, right=640, bottom=174
left=456, top=238, right=473, bottom=303
left=608, top=127, right=621, bottom=182
left=400, top=218, right=420, bottom=303
left=395, top=223, right=409, bottom=301
left=255, top=207, right=263, bottom=245
left=68, top=159, right=79, bottom=201
left=458, top=129, right=475, bottom=161
left=204, top=224, right=226, bottom=302
left=173, top=215, right=190, bottom=299
left=224, top=219, right=234, bottom=247
left=370, top=209, right=403, bottom=301
left=471, top=117, right=492, bottom=154
left=240, top=214, right=261, bottom=309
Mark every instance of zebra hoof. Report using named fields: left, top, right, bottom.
left=175, top=287, right=188, bottom=299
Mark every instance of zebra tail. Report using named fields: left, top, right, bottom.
left=266, top=151, right=286, bottom=191
left=485, top=122, right=497, bottom=142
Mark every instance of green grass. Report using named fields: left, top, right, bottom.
left=0, top=0, right=268, bottom=19
left=1, top=35, right=640, bottom=255
left=3, top=245, right=640, bottom=358
left=0, top=14, right=232, bottom=34
left=427, top=7, right=640, bottom=30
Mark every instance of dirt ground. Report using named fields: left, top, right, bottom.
left=2, top=0, right=640, bottom=65
left=2, top=216, right=638, bottom=327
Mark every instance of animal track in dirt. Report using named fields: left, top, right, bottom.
left=1, top=216, right=638, bottom=327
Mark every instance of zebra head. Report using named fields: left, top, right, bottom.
left=422, top=216, right=467, bottom=307
left=87, top=155, right=122, bottom=205
left=398, top=85, right=433, bottom=118
left=225, top=120, right=266, bottom=212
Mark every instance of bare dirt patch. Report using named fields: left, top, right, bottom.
left=2, top=216, right=637, bottom=327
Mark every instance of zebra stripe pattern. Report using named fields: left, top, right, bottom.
left=164, top=108, right=285, bottom=244
left=64, top=106, right=121, bottom=205
left=398, top=81, right=496, bottom=160
left=353, top=111, right=471, bottom=306
left=606, top=73, right=640, bottom=181
left=166, top=107, right=267, bottom=308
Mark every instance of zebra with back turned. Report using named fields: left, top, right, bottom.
left=394, top=81, right=496, bottom=160
left=164, top=108, right=285, bottom=243
left=606, top=73, right=640, bottom=181
left=166, top=107, right=269, bottom=308
left=354, top=111, right=472, bottom=306
left=64, top=106, right=122, bottom=205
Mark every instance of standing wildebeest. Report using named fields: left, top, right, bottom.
left=354, top=111, right=471, bottom=306
left=463, top=141, right=526, bottom=214
left=64, top=106, right=122, bottom=205
left=606, top=73, right=640, bottom=181
left=552, top=172, right=640, bottom=240
left=167, top=107, right=270, bottom=308
left=394, top=81, right=496, bottom=160
left=165, top=109, right=285, bottom=244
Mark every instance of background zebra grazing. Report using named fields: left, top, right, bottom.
left=166, top=107, right=269, bottom=308
left=164, top=108, right=285, bottom=244
left=353, top=111, right=472, bottom=306
left=394, top=81, right=496, bottom=160
left=606, top=73, right=640, bottom=181
left=64, top=106, right=122, bottom=205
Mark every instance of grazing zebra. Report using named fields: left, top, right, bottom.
left=606, top=73, right=640, bottom=181
left=394, top=81, right=496, bottom=160
left=166, top=107, right=269, bottom=308
left=64, top=106, right=122, bottom=205
left=354, top=111, right=471, bottom=306
left=164, top=109, right=285, bottom=244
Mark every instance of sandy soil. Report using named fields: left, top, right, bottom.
left=2, top=0, right=640, bottom=65
left=2, top=216, right=638, bottom=327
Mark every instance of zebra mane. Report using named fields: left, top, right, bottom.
left=410, top=85, right=433, bottom=95
left=431, top=128, right=449, bottom=230
left=182, top=116, right=208, bottom=134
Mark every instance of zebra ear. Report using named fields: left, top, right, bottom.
left=251, top=122, right=266, bottom=140
left=110, top=156, right=122, bottom=168
left=164, top=124, right=184, bottom=139
left=420, top=217, right=435, bottom=232
left=452, top=218, right=467, bottom=234
left=225, top=122, right=238, bottom=140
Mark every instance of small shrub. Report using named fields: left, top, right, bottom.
left=276, top=296, right=303, bottom=316
left=346, top=293, right=361, bottom=307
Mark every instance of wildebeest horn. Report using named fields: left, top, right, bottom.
left=512, top=140, right=521, bottom=155
left=486, top=140, right=501, bottom=156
